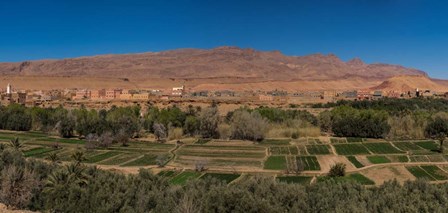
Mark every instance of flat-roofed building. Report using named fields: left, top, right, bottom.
left=132, top=93, right=150, bottom=100
left=357, top=90, right=372, bottom=100
left=259, top=94, right=274, bottom=102
left=73, top=90, right=90, bottom=100
left=105, top=89, right=122, bottom=99
left=91, top=89, right=106, bottom=100
left=172, top=86, right=185, bottom=96
left=1, top=92, right=27, bottom=105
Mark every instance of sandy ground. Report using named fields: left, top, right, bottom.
left=317, top=155, right=357, bottom=173
left=360, top=165, right=416, bottom=185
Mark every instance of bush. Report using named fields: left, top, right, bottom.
left=153, top=123, right=167, bottom=141
left=230, top=110, right=269, bottom=141
left=168, top=127, right=184, bottom=140
left=218, top=124, right=231, bottom=140
left=57, top=116, right=75, bottom=138
left=331, top=106, right=390, bottom=138
left=198, top=106, right=219, bottom=138
left=328, top=163, right=346, bottom=177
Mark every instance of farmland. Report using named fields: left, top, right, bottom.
left=2, top=130, right=448, bottom=186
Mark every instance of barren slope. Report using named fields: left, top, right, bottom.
left=370, top=75, right=448, bottom=92
left=0, top=46, right=426, bottom=81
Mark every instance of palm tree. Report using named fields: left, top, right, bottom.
left=71, top=151, right=86, bottom=166
left=9, top=137, right=23, bottom=150
left=0, top=143, right=6, bottom=151
left=44, top=163, right=89, bottom=195
left=46, top=153, right=61, bottom=164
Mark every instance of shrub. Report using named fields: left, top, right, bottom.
left=230, top=110, right=269, bottom=141
left=1, top=165, right=37, bottom=209
left=184, top=116, right=199, bottom=136
left=153, top=123, right=167, bottom=141
left=198, top=106, right=219, bottom=138
left=168, top=127, right=184, bottom=140
left=218, top=124, right=231, bottom=140
left=328, top=163, right=346, bottom=177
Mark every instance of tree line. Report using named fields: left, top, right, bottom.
left=1, top=102, right=448, bottom=149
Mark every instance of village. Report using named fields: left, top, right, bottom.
left=0, top=83, right=445, bottom=107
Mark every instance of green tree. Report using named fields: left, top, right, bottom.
left=198, top=106, right=219, bottom=138
left=425, top=117, right=448, bottom=153
left=58, top=116, right=75, bottom=138
left=230, top=110, right=269, bottom=141
left=328, top=163, right=346, bottom=177
left=184, top=115, right=199, bottom=136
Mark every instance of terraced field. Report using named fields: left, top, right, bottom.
left=3, top=130, right=448, bottom=185
left=174, top=143, right=266, bottom=170
left=306, top=145, right=331, bottom=155
left=363, top=143, right=404, bottom=154
left=333, top=144, right=371, bottom=155
left=276, top=176, right=313, bottom=185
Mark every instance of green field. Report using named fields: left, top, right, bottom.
left=85, top=151, right=121, bottom=163
left=306, top=145, right=331, bottom=155
left=98, top=153, right=140, bottom=165
left=333, top=144, right=370, bottom=155
left=330, top=138, right=347, bottom=144
left=346, top=156, right=364, bottom=168
left=121, top=154, right=158, bottom=167
left=347, top=173, right=375, bottom=185
left=414, top=141, right=439, bottom=151
left=392, top=142, right=423, bottom=151
left=200, top=173, right=241, bottom=183
left=276, top=176, right=313, bottom=185
left=158, top=170, right=179, bottom=178
left=296, top=156, right=321, bottom=171
left=346, top=137, right=363, bottom=143
left=270, top=146, right=292, bottom=155
left=363, top=143, right=404, bottom=154
left=420, top=166, right=448, bottom=180
left=23, top=147, right=54, bottom=157
left=317, top=173, right=374, bottom=185
left=169, top=171, right=202, bottom=185
left=406, top=166, right=436, bottom=181
left=367, top=155, right=391, bottom=164
left=260, top=139, right=291, bottom=146
left=389, top=155, right=409, bottom=163
left=264, top=156, right=287, bottom=170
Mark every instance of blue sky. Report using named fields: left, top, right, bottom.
left=1, top=0, right=448, bottom=78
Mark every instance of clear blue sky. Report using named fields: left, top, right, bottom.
left=1, top=0, right=448, bottom=78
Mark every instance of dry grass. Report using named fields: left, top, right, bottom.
left=218, top=124, right=231, bottom=140
left=168, top=128, right=184, bottom=140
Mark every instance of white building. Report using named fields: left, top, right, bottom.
left=6, top=83, right=12, bottom=94
left=172, top=86, right=185, bottom=96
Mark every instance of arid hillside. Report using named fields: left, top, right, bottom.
left=371, top=75, right=448, bottom=92
left=0, top=46, right=426, bottom=81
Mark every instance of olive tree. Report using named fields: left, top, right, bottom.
left=198, top=106, right=219, bottom=138
left=425, top=117, right=448, bottom=153
left=230, top=110, right=269, bottom=141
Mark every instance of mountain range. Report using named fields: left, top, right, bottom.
left=0, top=46, right=445, bottom=92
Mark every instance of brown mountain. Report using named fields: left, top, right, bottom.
left=0, top=46, right=426, bottom=82
left=370, top=75, right=448, bottom=92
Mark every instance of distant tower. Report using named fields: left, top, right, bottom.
left=6, top=83, right=11, bottom=94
